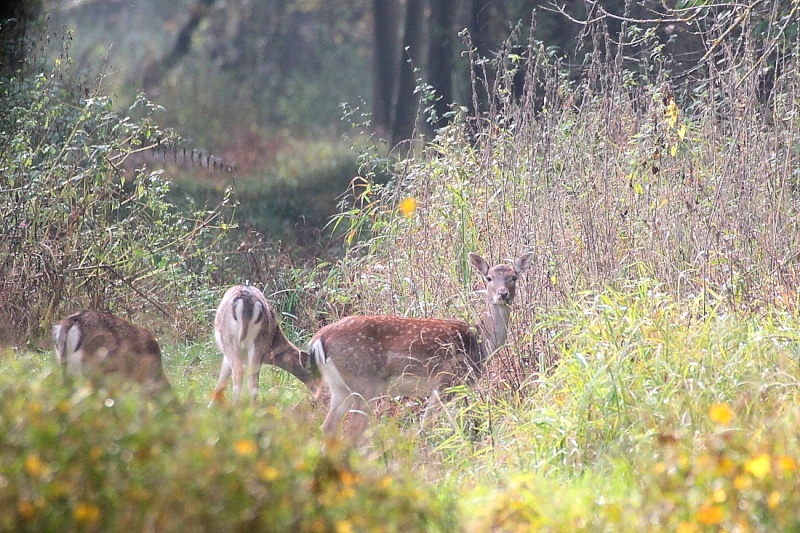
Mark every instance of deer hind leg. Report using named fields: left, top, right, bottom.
left=343, top=392, right=380, bottom=444
left=246, top=343, right=262, bottom=404
left=210, top=354, right=233, bottom=407
left=419, top=373, right=460, bottom=434
left=229, top=349, right=246, bottom=403
left=322, top=382, right=355, bottom=436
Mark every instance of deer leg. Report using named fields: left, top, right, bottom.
left=322, top=385, right=354, bottom=436
left=230, top=350, right=245, bottom=404
left=210, top=355, right=232, bottom=407
left=247, top=345, right=261, bottom=404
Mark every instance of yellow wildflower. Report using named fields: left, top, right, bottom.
left=23, top=454, right=48, bottom=478
left=768, top=491, right=781, bottom=509
left=696, top=504, right=723, bottom=526
left=745, top=454, right=771, bottom=479
left=17, top=500, right=35, bottom=521
left=777, top=456, right=797, bottom=473
left=733, top=475, right=752, bottom=490
left=708, top=403, right=734, bottom=426
left=259, top=464, right=280, bottom=481
left=676, top=522, right=698, bottom=533
left=399, top=197, right=416, bottom=217
left=336, top=520, right=354, bottom=533
left=73, top=502, right=100, bottom=524
left=234, top=439, right=257, bottom=457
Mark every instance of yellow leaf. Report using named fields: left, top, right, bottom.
left=677, top=124, right=687, bottom=141
left=670, top=144, right=677, bottom=157
left=665, top=98, right=679, bottom=128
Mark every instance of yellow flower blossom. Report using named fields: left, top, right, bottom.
left=234, top=439, right=257, bottom=457
left=708, top=402, right=734, bottom=426
left=777, top=456, right=797, bottom=473
left=745, top=454, right=771, bottom=479
left=17, top=500, right=35, bottom=521
left=399, top=197, right=416, bottom=217
left=733, top=475, right=753, bottom=490
left=696, top=505, right=723, bottom=526
left=24, top=454, right=49, bottom=479
left=259, top=464, right=280, bottom=481
left=73, top=502, right=100, bottom=524
left=676, top=522, right=698, bottom=533
left=337, top=468, right=357, bottom=486
left=336, top=520, right=354, bottom=533
left=768, top=491, right=781, bottom=509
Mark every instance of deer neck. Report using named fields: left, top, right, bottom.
left=270, top=334, right=320, bottom=388
left=478, top=302, right=511, bottom=356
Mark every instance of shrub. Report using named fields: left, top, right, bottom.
left=0, top=363, right=455, bottom=532
left=0, top=31, right=231, bottom=344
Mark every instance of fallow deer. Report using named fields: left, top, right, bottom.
left=309, top=251, right=534, bottom=440
left=209, top=284, right=314, bottom=406
left=52, top=310, right=173, bottom=397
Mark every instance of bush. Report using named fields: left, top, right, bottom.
left=0, top=360, right=455, bottom=532
left=0, top=31, right=231, bottom=344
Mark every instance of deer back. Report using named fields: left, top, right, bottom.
left=311, top=315, right=483, bottom=398
left=52, top=310, right=170, bottom=392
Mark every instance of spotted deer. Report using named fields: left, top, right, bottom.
left=309, top=251, right=534, bottom=440
left=52, top=310, right=173, bottom=397
left=209, top=284, right=315, bottom=406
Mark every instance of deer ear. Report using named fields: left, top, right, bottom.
left=514, top=252, right=535, bottom=275
left=468, top=252, right=490, bottom=277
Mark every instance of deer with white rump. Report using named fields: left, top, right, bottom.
left=309, top=251, right=534, bottom=440
left=209, top=284, right=315, bottom=406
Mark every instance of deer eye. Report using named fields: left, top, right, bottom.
left=512, top=276, right=518, bottom=282
left=486, top=276, right=492, bottom=282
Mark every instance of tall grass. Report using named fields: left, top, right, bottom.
left=309, top=8, right=800, bottom=530
left=331, top=6, right=800, bottom=389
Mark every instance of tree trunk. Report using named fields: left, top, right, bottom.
left=390, top=0, right=425, bottom=149
left=141, top=0, right=218, bottom=90
left=427, top=0, right=455, bottom=131
left=0, top=0, right=39, bottom=77
left=372, top=0, right=398, bottom=134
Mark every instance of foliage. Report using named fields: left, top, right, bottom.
left=0, top=31, right=230, bottom=344
left=0, top=356, right=455, bottom=532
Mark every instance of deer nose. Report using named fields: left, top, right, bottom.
left=498, top=289, right=510, bottom=300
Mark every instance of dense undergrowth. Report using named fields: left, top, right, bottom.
left=2, top=4, right=800, bottom=532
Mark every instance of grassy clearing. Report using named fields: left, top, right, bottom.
left=4, top=289, right=800, bottom=531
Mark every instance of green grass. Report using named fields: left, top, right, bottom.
left=5, top=288, right=800, bottom=531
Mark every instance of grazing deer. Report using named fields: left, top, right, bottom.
left=52, top=310, right=173, bottom=397
left=309, top=251, right=534, bottom=440
left=209, top=285, right=315, bottom=406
